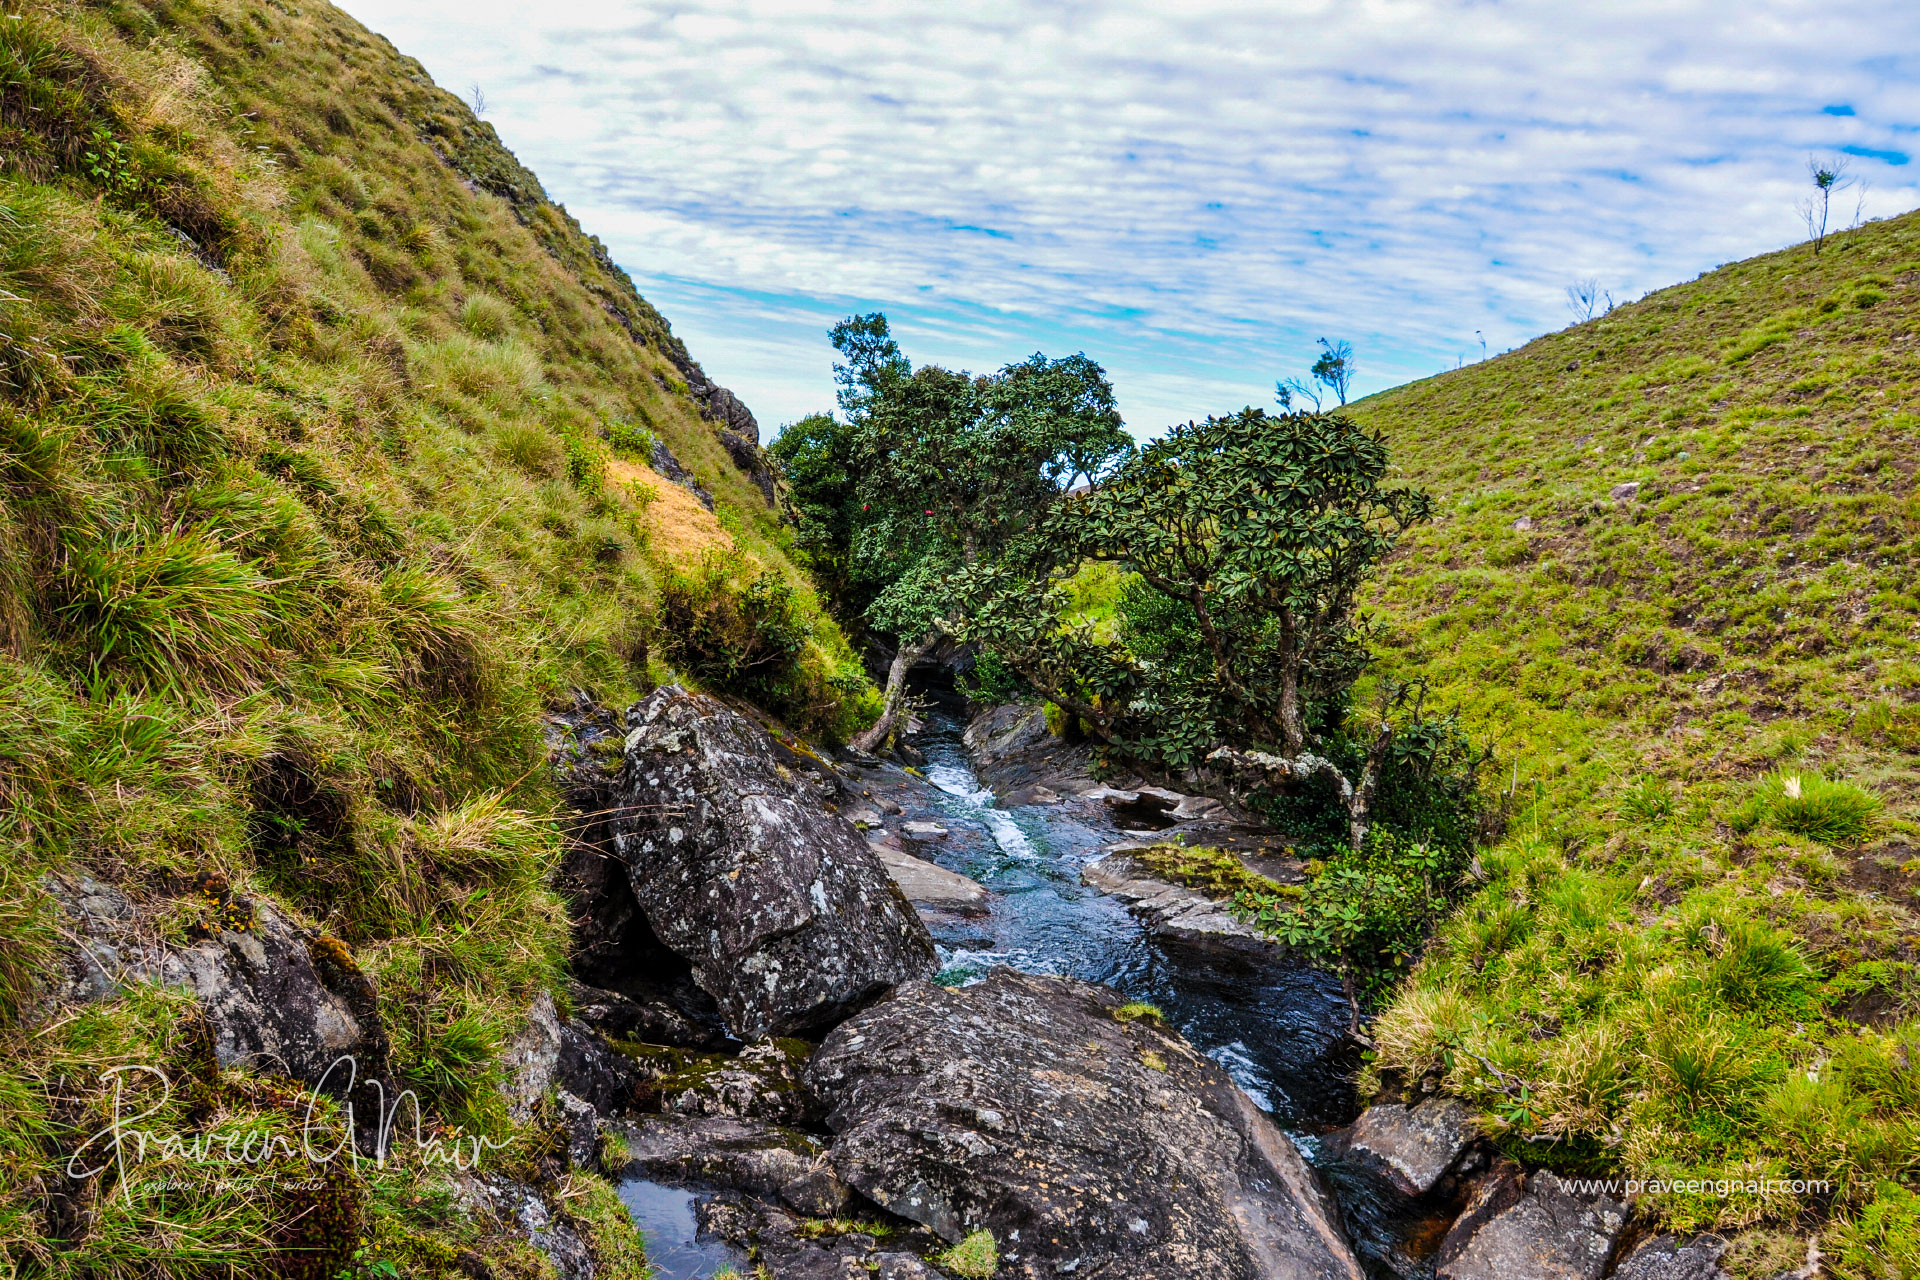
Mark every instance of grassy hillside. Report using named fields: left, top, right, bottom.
left=0, top=0, right=867, bottom=1275
left=1355, top=214, right=1920, bottom=1264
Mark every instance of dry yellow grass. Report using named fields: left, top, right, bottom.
left=607, top=458, right=734, bottom=563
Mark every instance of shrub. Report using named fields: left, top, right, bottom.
left=606, top=418, right=657, bottom=459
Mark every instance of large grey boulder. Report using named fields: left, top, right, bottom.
left=611, top=687, right=937, bottom=1038
left=805, top=968, right=1365, bottom=1280
left=1436, top=1171, right=1627, bottom=1280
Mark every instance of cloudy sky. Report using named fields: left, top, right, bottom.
left=345, top=0, right=1920, bottom=437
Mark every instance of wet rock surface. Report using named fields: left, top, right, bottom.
left=1082, top=845, right=1278, bottom=956
left=610, top=686, right=938, bottom=1038
left=867, top=834, right=991, bottom=912
left=614, top=1113, right=852, bottom=1217
left=700, top=1195, right=952, bottom=1279
left=805, top=968, right=1365, bottom=1280
left=1436, top=1171, right=1628, bottom=1280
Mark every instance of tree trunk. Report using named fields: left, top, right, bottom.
left=1276, top=608, right=1305, bottom=756
left=852, top=628, right=941, bottom=754
left=1345, top=719, right=1397, bottom=852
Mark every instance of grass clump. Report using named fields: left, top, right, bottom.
left=1732, top=771, right=1882, bottom=846
left=1828, top=1182, right=1920, bottom=1280
left=1112, top=1000, right=1167, bottom=1026
left=936, top=1229, right=999, bottom=1278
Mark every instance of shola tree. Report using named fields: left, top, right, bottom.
left=986, top=407, right=1433, bottom=849
left=799, top=314, right=1131, bottom=753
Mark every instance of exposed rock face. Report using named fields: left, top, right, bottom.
left=649, top=437, right=715, bottom=510
left=1436, top=1171, right=1627, bottom=1280
left=611, top=687, right=938, bottom=1038
left=1337, top=1097, right=1482, bottom=1197
left=961, top=702, right=1095, bottom=799
left=657, top=1037, right=818, bottom=1126
left=1611, top=1234, right=1730, bottom=1280
left=699, top=1195, right=949, bottom=1280
left=805, top=969, right=1365, bottom=1280
left=47, top=875, right=395, bottom=1103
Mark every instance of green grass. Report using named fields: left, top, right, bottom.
left=0, top=0, right=860, bottom=1272
left=1352, top=214, right=1920, bottom=1241
left=936, top=1229, right=1000, bottom=1278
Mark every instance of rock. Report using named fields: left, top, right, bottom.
left=566, top=979, right=728, bottom=1049
left=1611, top=481, right=1641, bottom=502
left=805, top=969, right=1365, bottom=1280
left=699, top=1196, right=948, bottom=1280
left=46, top=875, right=396, bottom=1105
left=658, top=1037, right=818, bottom=1126
left=1170, top=793, right=1225, bottom=821
left=1611, top=1234, right=1730, bottom=1280
left=900, top=820, right=949, bottom=839
left=962, top=702, right=1096, bottom=798
left=650, top=437, right=715, bottom=510
left=871, top=843, right=990, bottom=913
left=1512, top=516, right=1534, bottom=531
left=499, top=990, right=646, bottom=1126
left=1082, top=849, right=1275, bottom=956
left=1338, top=1096, right=1482, bottom=1196
left=611, top=686, right=937, bottom=1039
left=1436, top=1171, right=1627, bottom=1280
left=615, top=1114, right=852, bottom=1217
left=1003, top=784, right=1061, bottom=806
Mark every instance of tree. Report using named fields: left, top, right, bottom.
left=1799, top=155, right=1852, bottom=254
left=791, top=315, right=1131, bottom=753
left=1566, top=279, right=1612, bottom=323
left=1311, top=338, right=1355, bottom=406
left=966, top=408, right=1433, bottom=847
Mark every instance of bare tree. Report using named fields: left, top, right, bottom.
left=469, top=83, right=488, bottom=117
left=1275, top=377, right=1322, bottom=412
left=1312, top=337, right=1355, bottom=406
left=1798, top=155, right=1852, bottom=254
left=1567, top=278, right=1614, bottom=323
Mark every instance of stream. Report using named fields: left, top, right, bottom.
left=623, top=707, right=1386, bottom=1277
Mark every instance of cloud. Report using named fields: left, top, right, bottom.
left=343, top=0, right=1920, bottom=433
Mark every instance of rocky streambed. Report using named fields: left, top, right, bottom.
left=525, top=689, right=1715, bottom=1280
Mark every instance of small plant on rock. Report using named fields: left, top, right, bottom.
left=937, top=1228, right=999, bottom=1278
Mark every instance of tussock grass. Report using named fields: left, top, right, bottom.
left=0, top=0, right=853, bottom=1271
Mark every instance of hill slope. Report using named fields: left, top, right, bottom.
left=0, top=1, right=865, bottom=1275
left=1353, top=214, right=1920, bottom=1257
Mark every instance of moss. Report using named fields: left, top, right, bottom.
left=1131, top=843, right=1288, bottom=900
left=936, top=1229, right=1000, bottom=1278
left=1112, top=1001, right=1166, bottom=1026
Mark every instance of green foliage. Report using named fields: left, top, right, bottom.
left=1733, top=771, right=1882, bottom=846
left=1112, top=1000, right=1167, bottom=1025
left=658, top=548, right=870, bottom=740
left=1829, top=1182, right=1920, bottom=1280
left=937, top=1229, right=1000, bottom=1278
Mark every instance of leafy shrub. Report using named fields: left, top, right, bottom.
left=606, top=418, right=657, bottom=459
left=658, top=549, right=871, bottom=740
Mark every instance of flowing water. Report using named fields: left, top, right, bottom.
left=621, top=708, right=1373, bottom=1275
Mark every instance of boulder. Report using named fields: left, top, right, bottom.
left=961, top=702, right=1096, bottom=798
left=611, top=687, right=937, bottom=1038
left=1436, top=1171, right=1627, bottom=1280
left=699, top=1196, right=950, bottom=1280
left=1338, top=1096, right=1482, bottom=1196
left=805, top=968, right=1365, bottom=1280
left=47, top=875, right=395, bottom=1105
left=657, top=1037, right=818, bottom=1126
left=614, top=1114, right=852, bottom=1217
left=1611, top=1234, right=1730, bottom=1280
left=1082, top=848, right=1275, bottom=957
left=870, top=840, right=990, bottom=913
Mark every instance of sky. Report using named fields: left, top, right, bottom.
left=343, top=0, right=1920, bottom=439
